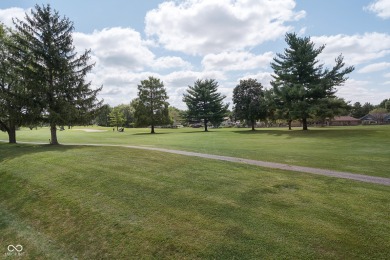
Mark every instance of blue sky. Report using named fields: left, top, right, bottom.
left=1, top=0, right=389, bottom=109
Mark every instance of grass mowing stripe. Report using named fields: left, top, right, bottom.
left=1, top=144, right=389, bottom=259
left=3, top=141, right=389, bottom=185
left=0, top=206, right=72, bottom=259
left=1, top=125, right=389, bottom=177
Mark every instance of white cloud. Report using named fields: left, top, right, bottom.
left=384, top=72, right=390, bottom=78
left=153, top=56, right=192, bottom=70
left=238, top=72, right=273, bottom=89
left=74, top=27, right=155, bottom=71
left=145, top=0, right=305, bottom=55
left=202, top=51, right=273, bottom=71
left=337, top=79, right=390, bottom=104
left=163, top=70, right=227, bottom=89
left=0, top=7, right=27, bottom=28
left=74, top=27, right=192, bottom=73
left=365, top=0, right=390, bottom=19
left=358, top=62, right=390, bottom=73
left=312, top=33, right=390, bottom=67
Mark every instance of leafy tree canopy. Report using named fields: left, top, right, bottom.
left=134, top=76, right=170, bottom=133
left=233, top=78, right=266, bottom=130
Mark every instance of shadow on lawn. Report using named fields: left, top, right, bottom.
left=132, top=132, right=170, bottom=135
left=231, top=127, right=375, bottom=138
left=0, top=143, right=83, bottom=163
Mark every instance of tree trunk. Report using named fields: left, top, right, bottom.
left=151, top=124, right=155, bottom=134
left=8, top=124, right=16, bottom=144
left=50, top=124, right=59, bottom=145
left=0, top=121, right=17, bottom=143
left=288, top=119, right=292, bottom=130
left=302, top=118, right=308, bottom=130
left=204, top=119, right=208, bottom=132
left=251, top=120, right=255, bottom=131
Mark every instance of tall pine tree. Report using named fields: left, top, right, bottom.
left=271, top=33, right=354, bottom=130
left=12, top=4, right=102, bottom=144
left=183, top=79, right=228, bottom=132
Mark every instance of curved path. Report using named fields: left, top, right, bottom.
left=2, top=140, right=390, bottom=186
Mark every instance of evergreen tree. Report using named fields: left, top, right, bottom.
left=0, top=24, right=20, bottom=143
left=95, top=104, right=112, bottom=127
left=0, top=24, right=38, bottom=143
left=362, top=102, right=375, bottom=116
left=271, top=33, right=354, bottom=130
left=233, top=78, right=266, bottom=131
left=351, top=102, right=365, bottom=118
left=183, top=79, right=228, bottom=132
left=12, top=4, right=102, bottom=144
left=134, top=76, right=170, bottom=133
left=313, top=98, right=350, bottom=125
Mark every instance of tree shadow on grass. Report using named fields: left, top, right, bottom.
left=231, top=127, right=373, bottom=138
left=180, top=130, right=218, bottom=134
left=132, top=132, right=170, bottom=136
left=0, top=143, right=85, bottom=164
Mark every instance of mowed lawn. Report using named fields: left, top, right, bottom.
left=1, top=125, right=390, bottom=177
left=0, top=144, right=389, bottom=259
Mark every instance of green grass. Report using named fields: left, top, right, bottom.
left=1, top=143, right=389, bottom=259
left=1, top=125, right=389, bottom=177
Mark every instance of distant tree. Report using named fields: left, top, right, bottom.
left=183, top=79, right=228, bottom=132
left=264, top=88, right=283, bottom=127
left=116, top=104, right=134, bottom=127
left=362, top=102, right=375, bottom=116
left=378, top=98, right=390, bottom=112
left=134, top=76, right=170, bottom=133
left=168, top=106, right=184, bottom=126
left=109, top=106, right=125, bottom=130
left=12, top=5, right=102, bottom=144
left=129, top=98, right=140, bottom=127
left=386, top=101, right=390, bottom=112
left=378, top=98, right=388, bottom=108
left=233, top=78, right=267, bottom=131
left=350, top=102, right=365, bottom=119
left=370, top=108, right=388, bottom=124
left=313, top=98, right=350, bottom=126
left=271, top=33, right=354, bottom=130
left=95, top=104, right=112, bottom=127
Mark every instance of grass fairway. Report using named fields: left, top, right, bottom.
left=1, top=143, right=389, bottom=259
left=1, top=125, right=390, bottom=177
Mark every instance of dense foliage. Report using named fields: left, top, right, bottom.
left=233, top=78, right=267, bottom=130
left=11, top=4, right=102, bottom=144
left=183, top=79, right=228, bottom=131
left=271, top=33, right=354, bottom=130
left=134, top=76, right=170, bottom=133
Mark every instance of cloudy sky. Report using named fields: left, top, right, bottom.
left=1, top=0, right=389, bottom=109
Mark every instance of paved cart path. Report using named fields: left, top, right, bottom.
left=2, top=140, right=390, bottom=186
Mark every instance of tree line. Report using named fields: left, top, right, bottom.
left=2, top=5, right=388, bottom=143
left=98, top=33, right=357, bottom=133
